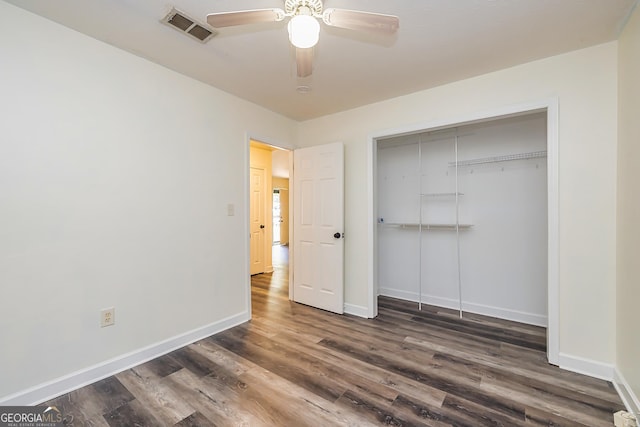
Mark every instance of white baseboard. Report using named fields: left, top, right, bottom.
left=614, top=367, right=640, bottom=422
left=344, top=303, right=369, bottom=318
left=0, top=311, right=250, bottom=406
left=378, top=288, right=547, bottom=326
left=558, top=353, right=615, bottom=381
left=379, top=288, right=417, bottom=303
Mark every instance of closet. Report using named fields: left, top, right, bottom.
left=376, top=112, right=548, bottom=326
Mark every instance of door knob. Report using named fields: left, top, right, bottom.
left=260, top=224, right=265, bottom=229
left=334, top=232, right=342, bottom=239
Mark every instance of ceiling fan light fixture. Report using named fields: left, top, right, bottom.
left=205, top=0, right=400, bottom=78
left=288, top=15, right=320, bottom=48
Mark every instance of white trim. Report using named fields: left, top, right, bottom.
left=379, top=288, right=419, bottom=303
left=288, top=150, right=295, bottom=302
left=378, top=288, right=547, bottom=327
left=458, top=301, right=546, bottom=327
left=546, top=99, right=560, bottom=365
left=0, top=311, right=250, bottom=406
left=368, top=98, right=560, bottom=365
left=244, top=134, right=253, bottom=317
left=614, top=368, right=640, bottom=421
left=344, top=303, right=370, bottom=318
left=558, top=353, right=615, bottom=381
left=367, top=136, right=378, bottom=318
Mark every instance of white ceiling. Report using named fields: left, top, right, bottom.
left=5, top=0, right=636, bottom=121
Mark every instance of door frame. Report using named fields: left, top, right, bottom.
left=367, top=98, right=560, bottom=365
left=244, top=133, right=295, bottom=317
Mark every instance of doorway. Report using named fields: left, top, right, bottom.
left=376, top=114, right=547, bottom=323
left=248, top=139, right=292, bottom=310
left=247, top=138, right=346, bottom=316
left=369, top=100, right=559, bottom=365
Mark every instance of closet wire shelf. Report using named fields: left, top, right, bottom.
left=449, top=150, right=547, bottom=167
left=377, top=222, right=473, bottom=230
left=421, top=192, right=464, bottom=197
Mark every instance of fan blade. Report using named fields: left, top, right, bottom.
left=207, top=9, right=285, bottom=28
left=296, top=48, right=313, bottom=78
left=322, top=8, right=399, bottom=34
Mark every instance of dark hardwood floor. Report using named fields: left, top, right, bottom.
left=45, top=245, right=623, bottom=426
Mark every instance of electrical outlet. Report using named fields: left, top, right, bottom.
left=100, top=307, right=115, bottom=328
left=227, top=203, right=235, bottom=216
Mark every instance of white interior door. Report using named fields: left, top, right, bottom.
left=250, top=166, right=266, bottom=275
left=293, top=142, right=344, bottom=314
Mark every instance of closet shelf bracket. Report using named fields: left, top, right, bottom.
left=450, top=150, right=547, bottom=167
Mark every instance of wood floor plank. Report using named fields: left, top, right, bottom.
left=90, top=377, right=136, bottom=414
left=44, top=385, right=114, bottom=425
left=238, top=366, right=379, bottom=427
left=378, top=296, right=547, bottom=352
left=189, top=339, right=254, bottom=378
left=409, top=313, right=546, bottom=352
left=115, top=367, right=196, bottom=424
left=250, top=331, right=401, bottom=408
left=440, top=394, right=529, bottom=426
left=403, top=336, right=621, bottom=404
left=142, top=353, right=184, bottom=378
left=168, top=346, right=218, bottom=378
left=266, top=329, right=412, bottom=403
left=335, top=389, right=416, bottom=426
left=392, top=393, right=526, bottom=427
left=374, top=310, right=535, bottom=361
left=211, top=327, right=348, bottom=403
left=164, top=366, right=265, bottom=426
left=479, top=375, right=614, bottom=427
left=43, top=247, right=624, bottom=426
left=271, top=328, right=447, bottom=408
left=379, top=296, right=546, bottom=338
left=523, top=406, right=591, bottom=426
left=320, top=336, right=531, bottom=422
left=174, top=411, right=216, bottom=427
left=103, top=398, right=163, bottom=427
left=195, top=338, right=379, bottom=426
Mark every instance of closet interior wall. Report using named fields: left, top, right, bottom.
left=376, top=113, right=548, bottom=326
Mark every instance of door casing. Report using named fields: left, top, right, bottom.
left=368, top=99, right=560, bottom=365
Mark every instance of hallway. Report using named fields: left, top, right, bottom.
left=250, top=245, right=289, bottom=312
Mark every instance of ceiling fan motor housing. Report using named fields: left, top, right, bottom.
left=285, top=0, right=323, bottom=17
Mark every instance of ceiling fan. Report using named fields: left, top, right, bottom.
left=206, top=0, right=399, bottom=78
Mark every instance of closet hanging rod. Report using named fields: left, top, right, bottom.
left=450, top=150, right=547, bottom=167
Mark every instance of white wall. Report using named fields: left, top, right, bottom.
left=297, top=42, right=618, bottom=369
left=0, top=1, right=295, bottom=401
left=616, top=2, right=640, bottom=415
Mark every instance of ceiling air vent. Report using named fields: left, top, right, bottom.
left=161, top=8, right=217, bottom=43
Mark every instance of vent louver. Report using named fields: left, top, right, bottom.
left=162, top=8, right=216, bottom=43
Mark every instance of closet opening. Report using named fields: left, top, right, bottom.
left=370, top=104, right=559, bottom=364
